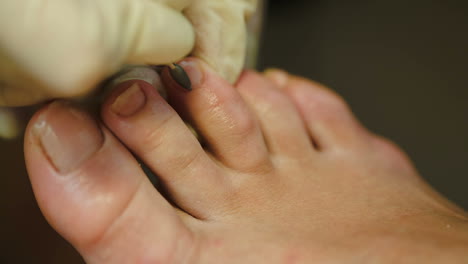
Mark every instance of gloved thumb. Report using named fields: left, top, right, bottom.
left=0, top=0, right=194, bottom=106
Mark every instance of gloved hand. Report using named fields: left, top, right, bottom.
left=0, top=0, right=195, bottom=106
left=185, top=0, right=258, bottom=84
left=0, top=0, right=258, bottom=107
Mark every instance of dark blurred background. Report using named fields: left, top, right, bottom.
left=1, top=0, right=467, bottom=263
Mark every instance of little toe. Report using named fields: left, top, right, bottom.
left=266, top=70, right=370, bottom=150
left=162, top=58, right=272, bottom=173
left=236, top=71, right=315, bottom=160
left=101, top=79, right=227, bottom=219
left=24, top=102, right=196, bottom=263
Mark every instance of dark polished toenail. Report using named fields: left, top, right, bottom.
left=169, top=63, right=192, bottom=91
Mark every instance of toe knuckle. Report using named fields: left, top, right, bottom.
left=139, top=118, right=175, bottom=153
left=229, top=111, right=258, bottom=139
left=141, top=130, right=165, bottom=154
left=299, top=89, right=352, bottom=125
left=290, top=79, right=350, bottom=114
left=312, top=89, right=350, bottom=113
left=263, top=89, right=291, bottom=109
left=205, top=84, right=241, bottom=112
left=373, top=136, right=414, bottom=171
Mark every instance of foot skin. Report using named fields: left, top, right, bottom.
left=24, top=59, right=468, bottom=263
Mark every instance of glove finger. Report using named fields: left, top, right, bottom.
left=0, top=107, right=20, bottom=139
left=125, top=1, right=195, bottom=65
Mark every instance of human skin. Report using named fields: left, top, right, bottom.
left=24, top=58, right=468, bottom=263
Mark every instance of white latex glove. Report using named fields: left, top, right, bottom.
left=0, top=107, right=19, bottom=139
left=0, top=0, right=258, bottom=139
left=0, top=0, right=195, bottom=106
left=185, top=0, right=258, bottom=84
left=0, top=0, right=257, bottom=107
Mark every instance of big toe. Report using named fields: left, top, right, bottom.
left=24, top=102, right=195, bottom=263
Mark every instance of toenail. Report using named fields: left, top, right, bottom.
left=177, top=60, right=204, bottom=88
left=264, top=69, right=289, bottom=88
left=33, top=102, right=104, bottom=174
left=111, top=83, right=146, bottom=117
left=169, top=63, right=192, bottom=91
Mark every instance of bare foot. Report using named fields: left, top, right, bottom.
left=24, top=59, right=468, bottom=263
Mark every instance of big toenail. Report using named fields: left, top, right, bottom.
left=178, top=60, right=204, bottom=88
left=34, top=102, right=104, bottom=174
left=111, top=83, right=146, bottom=117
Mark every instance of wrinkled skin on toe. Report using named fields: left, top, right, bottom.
left=24, top=59, right=468, bottom=263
